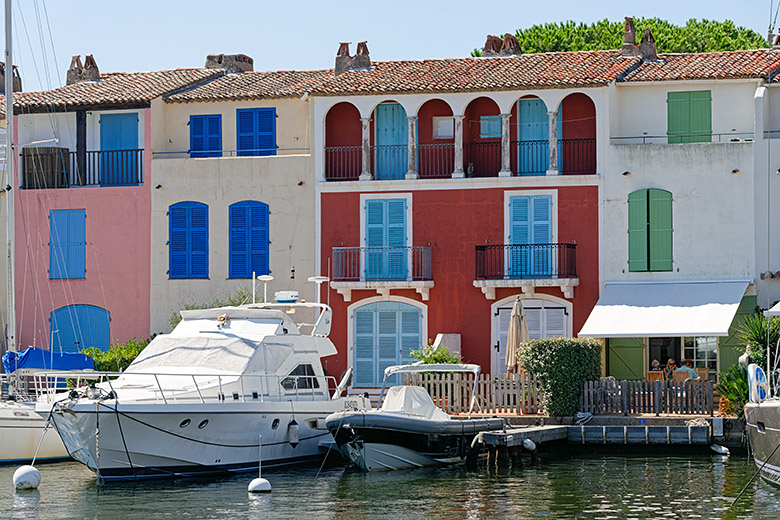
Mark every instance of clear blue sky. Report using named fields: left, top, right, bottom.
left=6, top=0, right=776, bottom=92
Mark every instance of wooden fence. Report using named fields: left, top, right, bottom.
left=402, top=372, right=544, bottom=415
left=580, top=379, right=713, bottom=416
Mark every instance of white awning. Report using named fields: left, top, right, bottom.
left=765, top=301, right=780, bottom=317
left=579, top=280, right=750, bottom=338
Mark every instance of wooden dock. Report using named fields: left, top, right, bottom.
left=480, top=425, right=568, bottom=447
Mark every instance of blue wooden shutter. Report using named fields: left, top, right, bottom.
left=168, top=203, right=189, bottom=278
left=509, top=196, right=530, bottom=276
left=190, top=203, right=209, bottom=278
left=206, top=115, right=222, bottom=156
left=480, top=115, right=501, bottom=138
left=190, top=115, right=222, bottom=158
left=49, top=209, right=85, bottom=279
left=517, top=99, right=549, bottom=174
left=256, top=108, right=277, bottom=156
left=51, top=304, right=110, bottom=353
left=353, top=308, right=376, bottom=386
left=237, top=109, right=256, bottom=156
left=229, top=201, right=269, bottom=278
left=190, top=115, right=206, bottom=157
left=386, top=199, right=407, bottom=279
left=229, top=203, right=249, bottom=278
left=377, top=308, right=398, bottom=385
left=399, top=308, right=420, bottom=365
left=365, top=200, right=385, bottom=279
left=531, top=196, right=552, bottom=275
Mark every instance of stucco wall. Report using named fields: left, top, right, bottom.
left=614, top=81, right=757, bottom=143
left=149, top=155, right=316, bottom=333
left=603, top=142, right=755, bottom=281
left=153, top=97, right=311, bottom=157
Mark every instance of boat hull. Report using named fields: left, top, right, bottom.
left=0, top=401, right=68, bottom=463
left=40, top=397, right=368, bottom=481
left=745, top=400, right=780, bottom=485
left=326, top=411, right=504, bottom=471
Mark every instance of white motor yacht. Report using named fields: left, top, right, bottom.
left=35, top=297, right=369, bottom=481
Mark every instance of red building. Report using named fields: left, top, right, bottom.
left=312, top=47, right=637, bottom=391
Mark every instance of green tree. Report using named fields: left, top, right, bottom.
left=82, top=336, right=153, bottom=373
left=471, top=18, right=768, bottom=57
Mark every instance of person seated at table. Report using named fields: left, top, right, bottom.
left=650, top=359, right=662, bottom=371
left=674, top=358, right=699, bottom=379
left=663, top=358, right=677, bottom=379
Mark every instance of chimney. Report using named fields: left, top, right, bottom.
left=334, top=41, right=371, bottom=75
left=205, top=54, right=254, bottom=73
left=500, top=33, right=521, bottom=55
left=620, top=17, right=638, bottom=55
left=483, top=34, right=503, bottom=56
left=639, top=29, right=657, bottom=61
left=0, top=62, right=22, bottom=93
left=66, top=55, right=100, bottom=85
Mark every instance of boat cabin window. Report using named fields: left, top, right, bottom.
left=281, top=364, right=320, bottom=390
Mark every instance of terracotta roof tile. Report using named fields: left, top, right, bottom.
left=13, top=68, right=224, bottom=111
left=165, top=69, right=331, bottom=103
left=307, top=51, right=641, bottom=96
left=620, top=49, right=780, bottom=82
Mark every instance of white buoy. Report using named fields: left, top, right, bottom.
left=711, top=444, right=730, bottom=456
left=522, top=439, right=537, bottom=452
left=248, top=435, right=271, bottom=493
left=13, top=465, right=41, bottom=490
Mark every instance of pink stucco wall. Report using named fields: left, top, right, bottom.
left=13, top=110, right=152, bottom=349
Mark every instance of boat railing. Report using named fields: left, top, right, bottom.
left=32, top=371, right=341, bottom=405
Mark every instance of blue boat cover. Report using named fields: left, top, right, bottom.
left=2, top=347, right=93, bottom=374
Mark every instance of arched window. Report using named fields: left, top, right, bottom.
left=228, top=200, right=269, bottom=278
left=628, top=189, right=673, bottom=272
left=50, top=304, right=110, bottom=353
left=353, top=301, right=422, bottom=387
left=168, top=201, right=208, bottom=279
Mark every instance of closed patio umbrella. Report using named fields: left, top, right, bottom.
left=505, top=297, right=529, bottom=375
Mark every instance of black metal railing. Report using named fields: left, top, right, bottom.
left=513, top=139, right=548, bottom=175
left=559, top=138, right=596, bottom=175
left=20, top=148, right=143, bottom=189
left=325, top=145, right=361, bottom=181
left=372, top=144, right=408, bottom=180
left=463, top=141, right=500, bottom=177
left=610, top=132, right=753, bottom=145
left=475, top=243, right=577, bottom=280
left=418, top=143, right=454, bottom=179
left=332, top=246, right=432, bottom=282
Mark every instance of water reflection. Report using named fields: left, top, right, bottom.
left=0, top=454, right=777, bottom=519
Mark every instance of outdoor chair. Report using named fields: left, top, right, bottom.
left=695, top=368, right=709, bottom=381
left=646, top=371, right=664, bottom=382
left=672, top=371, right=690, bottom=383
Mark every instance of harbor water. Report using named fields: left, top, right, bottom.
left=1, top=452, right=778, bottom=519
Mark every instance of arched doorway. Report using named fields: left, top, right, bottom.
left=50, top=304, right=111, bottom=353
left=558, top=93, right=596, bottom=174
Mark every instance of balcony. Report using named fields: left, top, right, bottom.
left=610, top=132, right=753, bottom=145
left=331, top=246, right=433, bottom=301
left=473, top=243, right=579, bottom=299
left=464, top=141, right=501, bottom=177
left=418, top=143, right=453, bottom=179
left=20, top=148, right=144, bottom=189
left=325, top=146, right=361, bottom=181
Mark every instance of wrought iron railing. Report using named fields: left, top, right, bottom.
left=418, top=143, right=454, bottom=178
left=325, top=145, right=361, bottom=181
left=463, top=141, right=501, bottom=177
left=513, top=139, right=548, bottom=175
left=474, top=243, right=577, bottom=279
left=372, top=144, right=408, bottom=180
left=559, top=138, right=596, bottom=175
left=332, top=246, right=432, bottom=281
left=20, top=148, right=144, bottom=189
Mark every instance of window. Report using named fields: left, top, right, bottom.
left=236, top=108, right=276, bottom=156
left=628, top=189, right=672, bottom=272
left=229, top=200, right=269, bottom=278
left=189, top=115, right=222, bottom=158
left=508, top=195, right=552, bottom=277
left=281, top=364, right=320, bottom=390
left=684, top=336, right=717, bottom=379
left=364, top=198, right=407, bottom=280
left=432, top=116, right=454, bottom=139
left=168, top=201, right=208, bottom=279
left=479, top=115, right=501, bottom=138
left=667, top=90, right=711, bottom=143
left=49, top=209, right=86, bottom=279
left=50, top=304, right=110, bottom=353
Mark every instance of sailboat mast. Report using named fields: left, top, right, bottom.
left=4, top=0, right=15, bottom=353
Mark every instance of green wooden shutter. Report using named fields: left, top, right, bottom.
left=648, top=189, right=673, bottom=271
left=627, top=190, right=649, bottom=272
left=688, top=91, right=712, bottom=143
left=667, top=91, right=690, bottom=144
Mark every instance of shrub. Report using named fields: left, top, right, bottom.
left=716, top=363, right=749, bottom=419
left=737, top=313, right=780, bottom=368
left=409, top=340, right=462, bottom=364
left=169, top=287, right=252, bottom=329
left=82, top=336, right=153, bottom=373
left=519, top=337, right=601, bottom=416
